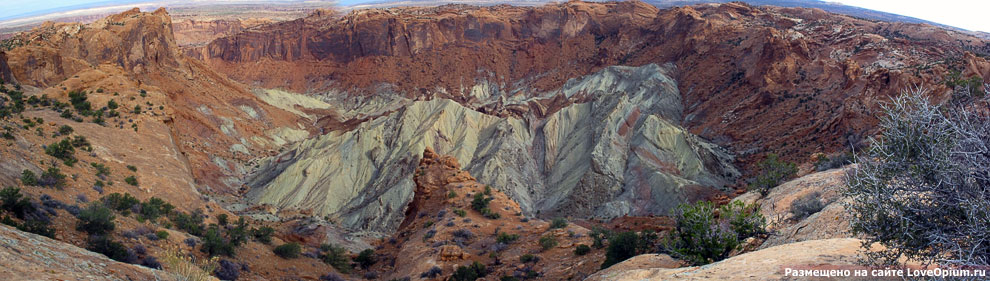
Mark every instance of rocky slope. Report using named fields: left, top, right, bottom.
left=2, top=8, right=310, bottom=195
left=0, top=224, right=174, bottom=280
left=246, top=63, right=739, bottom=233
left=199, top=1, right=990, bottom=168
left=374, top=148, right=606, bottom=280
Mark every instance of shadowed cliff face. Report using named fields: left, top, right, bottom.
left=0, top=51, right=13, bottom=84
left=200, top=1, right=990, bottom=168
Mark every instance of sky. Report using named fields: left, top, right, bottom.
left=828, top=0, right=990, bottom=33
left=1, top=0, right=989, bottom=32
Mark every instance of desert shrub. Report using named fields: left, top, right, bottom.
left=214, top=259, right=240, bottom=280
left=87, top=235, right=129, bottom=262
left=156, top=230, right=169, bottom=240
left=139, top=197, right=174, bottom=221
left=662, top=200, right=765, bottom=266
left=355, top=249, right=377, bottom=269
left=319, top=243, right=352, bottom=273
left=20, top=170, right=37, bottom=185
left=451, top=261, right=487, bottom=281
left=90, top=162, right=110, bottom=178
left=539, top=235, right=558, bottom=251
left=127, top=165, right=137, bottom=172
left=124, top=175, right=138, bottom=186
left=453, top=208, right=467, bottom=217
left=448, top=190, right=458, bottom=198
left=45, top=138, right=76, bottom=166
left=216, top=214, right=229, bottom=226
left=202, top=226, right=236, bottom=257
left=76, top=203, right=116, bottom=235
left=519, top=254, right=537, bottom=263
left=748, top=153, right=797, bottom=196
left=471, top=193, right=491, bottom=211
left=273, top=242, right=300, bottom=259
left=496, top=232, right=520, bottom=244
left=480, top=208, right=501, bottom=219
left=161, top=246, right=219, bottom=281
left=101, top=193, right=140, bottom=212
left=38, top=167, right=67, bottom=188
left=813, top=152, right=853, bottom=171
left=17, top=219, right=55, bottom=238
left=452, top=228, right=474, bottom=240
left=846, top=88, right=990, bottom=267
left=171, top=209, right=206, bottom=236
left=549, top=217, right=567, bottom=229
left=250, top=226, right=274, bottom=244
left=589, top=227, right=612, bottom=249
left=601, top=231, right=641, bottom=269
left=574, top=244, right=591, bottom=255
left=141, top=256, right=162, bottom=269
left=421, top=266, right=442, bottom=278
left=790, top=191, right=825, bottom=220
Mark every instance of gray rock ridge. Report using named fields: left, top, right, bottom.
left=246, top=63, right=740, bottom=233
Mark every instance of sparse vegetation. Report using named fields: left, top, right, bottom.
left=539, top=235, right=558, bottom=251
left=250, top=226, right=275, bottom=244
left=662, top=200, right=766, bottom=266
left=355, top=249, right=377, bottom=269
left=319, top=243, right=352, bottom=273
left=748, top=153, right=797, bottom=196
left=451, top=261, right=487, bottom=281
left=76, top=203, right=116, bottom=235
left=124, top=175, right=138, bottom=186
left=549, top=217, right=567, bottom=229
left=496, top=232, right=520, bottom=244
left=273, top=242, right=301, bottom=259
left=790, top=191, right=825, bottom=220
left=20, top=170, right=37, bottom=185
left=574, top=244, right=591, bottom=255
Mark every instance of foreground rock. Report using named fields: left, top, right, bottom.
left=586, top=238, right=871, bottom=281
left=0, top=225, right=172, bottom=280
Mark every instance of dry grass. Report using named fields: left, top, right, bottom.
left=160, top=245, right=220, bottom=281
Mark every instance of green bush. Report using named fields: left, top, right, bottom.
left=202, top=226, right=236, bottom=257
left=38, top=167, right=67, bottom=188
left=589, top=227, right=612, bottom=249
left=355, top=249, right=377, bottom=269
left=453, top=209, right=467, bottom=217
left=549, top=217, right=567, bottom=229
left=471, top=193, right=491, bottom=211
left=448, top=190, right=458, bottom=198
left=86, top=235, right=129, bottom=262
left=539, top=235, right=558, bottom=251
left=90, top=162, right=110, bottom=177
left=748, top=153, right=797, bottom=196
left=76, top=203, right=116, bottom=235
left=217, top=214, right=229, bottom=226
left=20, top=170, right=37, bottom=185
left=0, top=187, right=31, bottom=216
left=124, top=176, right=138, bottom=186
left=574, top=244, right=591, bottom=255
left=480, top=208, right=501, bottom=219
left=273, top=242, right=300, bottom=259
left=101, top=193, right=140, bottom=212
left=45, top=138, right=76, bottom=166
left=139, top=197, right=174, bottom=221
left=451, top=261, right=487, bottom=281
left=320, top=243, right=352, bottom=273
left=601, top=231, right=642, bottom=269
left=519, top=254, right=536, bottom=263
left=170, top=209, right=206, bottom=236
left=156, top=230, right=169, bottom=240
left=663, top=201, right=766, bottom=266
left=496, top=232, right=520, bottom=244
left=251, top=226, right=275, bottom=244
